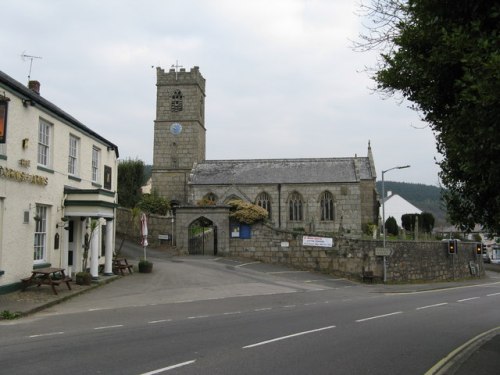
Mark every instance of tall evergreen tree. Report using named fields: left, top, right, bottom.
left=117, top=158, right=145, bottom=208
left=358, top=0, right=500, bottom=233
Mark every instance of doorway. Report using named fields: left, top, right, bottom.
left=188, top=216, right=217, bottom=255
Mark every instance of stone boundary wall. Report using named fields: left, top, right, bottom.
left=116, top=207, right=173, bottom=247
left=115, top=210, right=484, bottom=282
left=229, top=223, right=484, bottom=282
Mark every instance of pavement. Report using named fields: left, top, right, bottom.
left=1, top=238, right=499, bottom=374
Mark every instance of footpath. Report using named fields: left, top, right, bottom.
left=1, top=239, right=499, bottom=374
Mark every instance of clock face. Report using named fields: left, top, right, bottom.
left=170, top=122, right=183, bottom=135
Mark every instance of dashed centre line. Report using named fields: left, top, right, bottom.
left=487, top=292, right=500, bottom=297
left=29, top=332, right=64, bottom=338
left=243, top=325, right=336, bottom=349
left=187, top=315, right=209, bottom=320
left=416, top=303, right=448, bottom=310
left=148, top=319, right=172, bottom=324
left=457, top=297, right=480, bottom=302
left=94, top=325, right=124, bottom=330
left=140, top=360, right=196, bottom=374
left=356, top=311, right=403, bottom=322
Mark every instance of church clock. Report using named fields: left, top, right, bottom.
left=170, top=122, right=183, bottom=135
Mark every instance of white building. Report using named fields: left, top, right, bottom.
left=0, top=71, right=119, bottom=293
left=380, top=191, right=422, bottom=227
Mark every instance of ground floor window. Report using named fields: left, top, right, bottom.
left=34, top=205, right=48, bottom=263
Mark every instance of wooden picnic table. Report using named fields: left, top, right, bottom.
left=113, top=258, right=134, bottom=276
left=21, top=267, right=72, bottom=295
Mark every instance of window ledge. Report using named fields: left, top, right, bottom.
left=68, top=175, right=82, bottom=182
left=33, top=263, right=51, bottom=269
left=92, top=182, right=102, bottom=188
left=37, top=166, right=54, bottom=174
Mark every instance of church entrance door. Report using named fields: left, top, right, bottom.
left=188, top=217, right=217, bottom=255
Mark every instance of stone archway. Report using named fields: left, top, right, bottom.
left=175, top=206, right=230, bottom=256
left=188, top=216, right=217, bottom=255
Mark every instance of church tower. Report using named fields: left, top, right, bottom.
left=152, top=66, right=206, bottom=205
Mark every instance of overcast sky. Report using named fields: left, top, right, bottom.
left=1, top=0, right=441, bottom=185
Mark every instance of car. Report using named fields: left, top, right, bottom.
left=482, top=253, right=491, bottom=263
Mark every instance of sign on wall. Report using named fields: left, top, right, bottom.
left=0, top=101, right=7, bottom=143
left=302, top=235, right=333, bottom=248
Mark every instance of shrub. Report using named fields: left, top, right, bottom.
left=385, top=216, right=399, bottom=236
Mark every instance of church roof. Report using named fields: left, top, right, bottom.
left=189, top=157, right=375, bottom=185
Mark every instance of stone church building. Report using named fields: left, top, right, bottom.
left=151, top=66, right=378, bottom=248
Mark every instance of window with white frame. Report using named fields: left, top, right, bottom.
left=92, top=146, right=100, bottom=183
left=68, top=135, right=79, bottom=176
left=38, top=119, right=52, bottom=167
left=34, top=205, right=48, bottom=263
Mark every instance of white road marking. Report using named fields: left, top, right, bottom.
left=267, top=271, right=309, bottom=274
left=223, top=311, right=241, bottom=315
left=254, top=308, right=272, bottom=312
left=148, top=319, right=172, bottom=324
left=243, top=325, right=336, bottom=349
left=235, top=261, right=260, bottom=268
left=283, top=305, right=296, bottom=308
left=29, top=332, right=64, bottom=338
left=94, top=325, right=124, bottom=330
left=457, top=297, right=480, bottom=302
left=356, top=311, right=403, bottom=322
left=187, top=315, right=209, bottom=320
left=487, top=292, right=500, bottom=297
left=416, top=303, right=448, bottom=310
left=140, top=360, right=196, bottom=374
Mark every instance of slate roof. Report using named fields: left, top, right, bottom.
left=0, top=70, right=119, bottom=157
left=189, top=158, right=375, bottom=185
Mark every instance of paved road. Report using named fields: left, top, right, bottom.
left=1, top=241, right=499, bottom=374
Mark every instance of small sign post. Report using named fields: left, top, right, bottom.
left=375, top=247, right=392, bottom=257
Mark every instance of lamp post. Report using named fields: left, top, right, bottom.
left=381, top=164, right=410, bottom=282
left=171, top=216, right=175, bottom=246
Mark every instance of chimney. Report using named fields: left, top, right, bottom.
left=28, top=80, right=40, bottom=94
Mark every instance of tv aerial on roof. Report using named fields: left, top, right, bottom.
left=20, top=51, right=43, bottom=82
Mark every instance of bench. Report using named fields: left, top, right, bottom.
left=113, top=258, right=134, bottom=276
left=21, top=268, right=72, bottom=295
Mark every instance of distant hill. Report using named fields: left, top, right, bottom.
left=376, top=181, right=448, bottom=226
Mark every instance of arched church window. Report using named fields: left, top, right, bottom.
left=320, top=191, right=335, bottom=221
left=289, top=192, right=303, bottom=221
left=256, top=192, right=271, bottom=217
left=171, top=90, right=183, bottom=112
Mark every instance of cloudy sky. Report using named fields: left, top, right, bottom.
left=1, top=0, right=441, bottom=185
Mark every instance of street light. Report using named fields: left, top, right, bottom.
left=381, top=164, right=410, bottom=282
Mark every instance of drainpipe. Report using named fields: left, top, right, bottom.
left=278, top=184, right=282, bottom=228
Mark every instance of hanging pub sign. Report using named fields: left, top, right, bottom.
left=0, top=101, right=7, bottom=144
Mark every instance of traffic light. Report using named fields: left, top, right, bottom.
left=476, top=243, right=483, bottom=255
left=448, top=240, right=457, bottom=254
